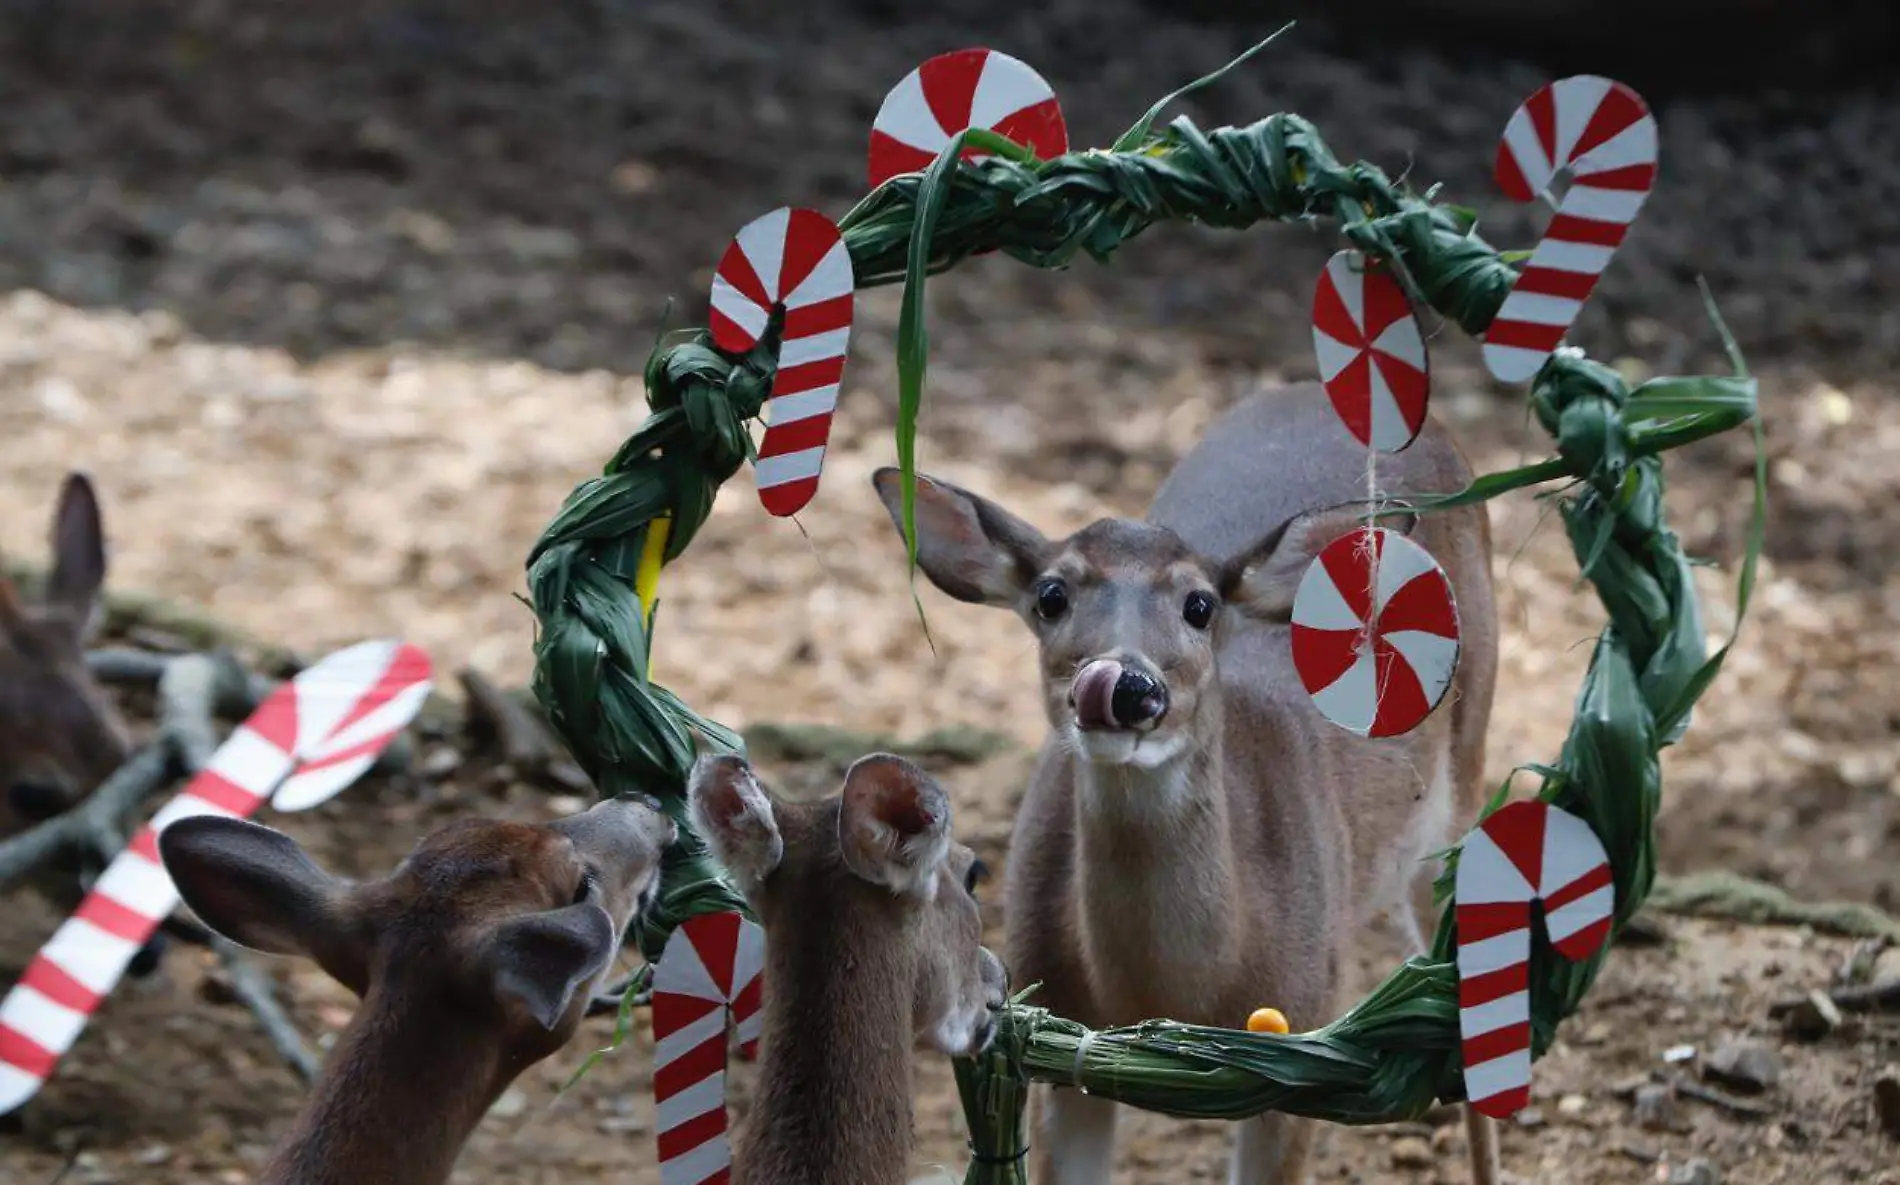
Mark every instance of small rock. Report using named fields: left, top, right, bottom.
left=597, top=1115, right=648, bottom=1135
left=1662, top=1043, right=1697, bottom=1064
left=1512, top=1107, right=1545, bottom=1129
left=1874, top=1065, right=1900, bottom=1140
left=1666, top=1157, right=1721, bottom=1185
left=1611, top=1072, right=1657, bottom=1098
left=1556, top=1093, right=1588, bottom=1118
left=1780, top=989, right=1842, bottom=1042
left=1618, top=1141, right=1661, bottom=1165
left=134, top=1144, right=172, bottom=1166
left=1633, top=1083, right=1677, bottom=1131
left=418, top=745, right=463, bottom=779
left=1390, top=1136, right=1434, bottom=1169
left=1577, top=1020, right=1613, bottom=1046
left=1704, top=1040, right=1782, bottom=1093
left=489, top=1088, right=529, bottom=1119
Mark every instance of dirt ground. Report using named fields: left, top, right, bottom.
left=3, top=1, right=1899, bottom=1182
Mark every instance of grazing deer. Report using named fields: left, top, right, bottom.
left=870, top=381, right=1501, bottom=1185
left=0, top=473, right=172, bottom=976
left=688, top=747, right=1009, bottom=1185
left=157, top=794, right=677, bottom=1185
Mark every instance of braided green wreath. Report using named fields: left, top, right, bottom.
left=525, top=30, right=1764, bottom=1181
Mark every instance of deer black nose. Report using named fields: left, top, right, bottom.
left=1111, top=668, right=1168, bottom=726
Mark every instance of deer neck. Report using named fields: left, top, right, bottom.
left=1070, top=708, right=1243, bottom=1013
left=260, top=986, right=509, bottom=1185
left=738, top=906, right=916, bottom=1185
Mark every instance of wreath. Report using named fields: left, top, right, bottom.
left=523, top=28, right=1765, bottom=1185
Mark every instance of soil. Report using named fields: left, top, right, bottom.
left=3, top=1, right=1899, bottom=1183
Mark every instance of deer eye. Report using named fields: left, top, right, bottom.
left=572, top=869, right=597, bottom=905
left=1033, top=579, right=1069, bottom=621
left=1183, top=590, right=1216, bottom=630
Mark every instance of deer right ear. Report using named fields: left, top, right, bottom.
left=1221, top=503, right=1416, bottom=621
left=159, top=816, right=349, bottom=960
left=46, top=472, right=107, bottom=644
left=687, top=753, right=782, bottom=894
left=870, top=468, right=1049, bottom=606
left=838, top=753, right=951, bottom=899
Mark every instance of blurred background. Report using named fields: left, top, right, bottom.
left=2, top=2, right=1897, bottom=1183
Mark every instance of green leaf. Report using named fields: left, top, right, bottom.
left=1396, top=457, right=1570, bottom=512
left=1109, top=22, right=1295, bottom=152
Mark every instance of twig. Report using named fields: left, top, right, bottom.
left=458, top=665, right=558, bottom=771
left=1676, top=1078, right=1775, bottom=1119
left=0, top=653, right=248, bottom=889
left=1769, top=978, right=1900, bottom=1019
left=210, top=935, right=321, bottom=1083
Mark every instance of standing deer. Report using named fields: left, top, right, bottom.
left=0, top=472, right=173, bottom=976
left=871, top=380, right=1501, bottom=1185
left=157, top=794, right=677, bottom=1185
left=687, top=746, right=1009, bottom=1185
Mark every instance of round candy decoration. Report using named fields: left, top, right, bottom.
left=1289, top=526, right=1460, bottom=738
left=867, top=47, right=1069, bottom=187
left=1311, top=250, right=1431, bottom=453
left=1483, top=75, right=1658, bottom=383
left=708, top=206, right=856, bottom=518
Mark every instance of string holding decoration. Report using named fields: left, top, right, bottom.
left=1453, top=799, right=1616, bottom=1118
left=0, top=640, right=433, bottom=1113
left=867, top=47, right=1068, bottom=187
left=1289, top=526, right=1460, bottom=738
left=649, top=911, right=766, bottom=1185
left=1312, top=250, right=1432, bottom=453
left=1482, top=75, right=1659, bottom=383
left=709, top=206, right=857, bottom=517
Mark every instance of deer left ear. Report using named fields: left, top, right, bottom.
left=487, top=901, right=619, bottom=1032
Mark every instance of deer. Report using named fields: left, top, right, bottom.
left=156, top=793, right=677, bottom=1185
left=687, top=744, right=1009, bottom=1185
left=869, top=379, right=1502, bottom=1185
left=0, top=472, right=177, bottom=977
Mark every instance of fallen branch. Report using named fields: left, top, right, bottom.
left=1676, top=1077, right=1775, bottom=1119
left=211, top=935, right=321, bottom=1083
left=459, top=665, right=560, bottom=771
left=1646, top=871, right=1900, bottom=942
left=0, top=652, right=249, bottom=889
left=1769, top=978, right=1900, bottom=1019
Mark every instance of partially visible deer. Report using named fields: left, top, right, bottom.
left=0, top=473, right=174, bottom=975
left=688, top=746, right=1009, bottom=1185
left=158, top=794, right=677, bottom=1185
left=0, top=471, right=133, bottom=831
left=871, top=380, right=1501, bottom=1185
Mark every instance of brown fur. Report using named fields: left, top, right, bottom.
left=158, top=796, right=676, bottom=1185
left=689, top=749, right=1008, bottom=1185
left=873, top=382, right=1500, bottom=1185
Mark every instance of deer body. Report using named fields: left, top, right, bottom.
left=159, top=795, right=676, bottom=1185
left=690, top=748, right=1008, bottom=1185
left=874, top=382, right=1499, bottom=1185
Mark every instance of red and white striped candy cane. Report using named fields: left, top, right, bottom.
left=1482, top=75, right=1658, bottom=383
left=650, top=910, right=766, bottom=1185
left=1453, top=800, right=1615, bottom=1118
left=0, top=639, right=432, bottom=1114
left=867, top=47, right=1068, bottom=188
left=708, top=206, right=856, bottom=519
left=1312, top=249, right=1432, bottom=453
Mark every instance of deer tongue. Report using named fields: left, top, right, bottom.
left=1072, top=659, right=1124, bottom=731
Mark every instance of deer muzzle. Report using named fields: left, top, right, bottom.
left=1070, top=658, right=1168, bottom=731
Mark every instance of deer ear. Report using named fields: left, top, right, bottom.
left=870, top=468, right=1049, bottom=607
left=159, top=816, right=348, bottom=960
left=687, top=753, right=782, bottom=894
left=837, top=754, right=950, bottom=898
left=487, top=902, right=618, bottom=1032
left=46, top=472, right=107, bottom=643
left=1221, top=504, right=1417, bottom=621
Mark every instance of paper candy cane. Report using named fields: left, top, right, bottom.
left=1312, top=249, right=1432, bottom=453
left=867, top=47, right=1068, bottom=187
left=651, top=911, right=766, bottom=1185
left=0, top=639, right=432, bottom=1113
left=1290, top=526, right=1461, bottom=738
left=1454, top=800, right=1615, bottom=1118
left=709, top=207, right=856, bottom=518
left=1482, top=75, right=1659, bottom=383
